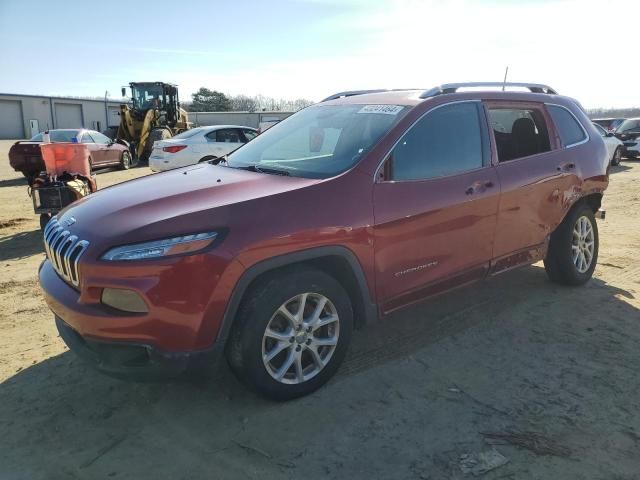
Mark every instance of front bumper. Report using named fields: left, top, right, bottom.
left=623, top=141, right=639, bottom=156
left=38, top=246, right=243, bottom=377
left=54, top=316, right=216, bottom=379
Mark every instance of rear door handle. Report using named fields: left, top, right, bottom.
left=557, top=162, right=575, bottom=171
left=465, top=180, right=494, bottom=195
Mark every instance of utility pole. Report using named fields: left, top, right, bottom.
left=104, top=90, right=109, bottom=132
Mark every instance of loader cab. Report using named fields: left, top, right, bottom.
left=127, top=82, right=181, bottom=126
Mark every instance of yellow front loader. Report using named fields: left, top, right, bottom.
left=109, top=82, right=191, bottom=162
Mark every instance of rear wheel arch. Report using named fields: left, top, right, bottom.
left=553, top=193, right=603, bottom=235
left=582, top=192, right=602, bottom=214
left=216, top=246, right=377, bottom=349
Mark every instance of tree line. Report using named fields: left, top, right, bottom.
left=587, top=107, right=640, bottom=119
left=184, top=87, right=314, bottom=112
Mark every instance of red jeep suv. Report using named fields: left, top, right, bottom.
left=39, top=82, right=609, bottom=400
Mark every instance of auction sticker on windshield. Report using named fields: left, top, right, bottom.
left=358, top=105, right=404, bottom=115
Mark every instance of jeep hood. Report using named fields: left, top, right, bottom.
left=58, top=164, right=321, bottom=242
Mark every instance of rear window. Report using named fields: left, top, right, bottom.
left=172, top=129, right=203, bottom=140
left=30, top=130, right=80, bottom=142
left=547, top=105, right=587, bottom=147
left=616, top=119, right=640, bottom=133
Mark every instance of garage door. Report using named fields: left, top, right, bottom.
left=107, top=107, right=120, bottom=127
left=0, top=99, right=25, bottom=139
left=55, top=103, right=83, bottom=129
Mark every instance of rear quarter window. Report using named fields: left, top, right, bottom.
left=547, top=105, right=587, bottom=147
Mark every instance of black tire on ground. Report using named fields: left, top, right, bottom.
left=103, top=126, right=118, bottom=140
left=612, top=147, right=622, bottom=166
left=39, top=213, right=51, bottom=231
left=119, top=150, right=132, bottom=170
left=226, top=266, right=354, bottom=401
left=142, top=128, right=172, bottom=163
left=544, top=203, right=599, bottom=286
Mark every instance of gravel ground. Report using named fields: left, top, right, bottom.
left=0, top=139, right=639, bottom=479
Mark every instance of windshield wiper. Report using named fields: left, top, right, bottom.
left=253, top=165, right=290, bottom=176
left=227, top=164, right=290, bottom=176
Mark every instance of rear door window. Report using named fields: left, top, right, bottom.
left=487, top=107, right=551, bottom=161
left=390, top=102, right=485, bottom=181
left=547, top=105, right=587, bottom=147
left=213, top=129, right=242, bottom=143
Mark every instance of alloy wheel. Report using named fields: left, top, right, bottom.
left=262, top=293, right=340, bottom=384
left=572, top=215, right=595, bottom=273
left=614, top=148, right=621, bottom=165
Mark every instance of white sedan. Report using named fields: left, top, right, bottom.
left=149, top=125, right=258, bottom=172
left=593, top=122, right=623, bottom=166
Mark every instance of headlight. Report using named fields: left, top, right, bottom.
left=101, top=232, right=218, bottom=261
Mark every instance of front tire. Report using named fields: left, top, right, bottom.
left=612, top=147, right=622, bottom=166
left=544, top=203, right=598, bottom=286
left=226, top=267, right=353, bottom=401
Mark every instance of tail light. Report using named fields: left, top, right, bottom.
left=162, top=145, right=187, bottom=153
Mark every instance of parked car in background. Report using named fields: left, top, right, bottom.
left=149, top=125, right=258, bottom=172
left=593, top=117, right=626, bottom=133
left=9, top=129, right=132, bottom=181
left=614, top=118, right=640, bottom=158
left=39, top=83, right=609, bottom=400
left=593, top=122, right=623, bottom=166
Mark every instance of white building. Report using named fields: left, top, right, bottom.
left=0, top=93, right=124, bottom=139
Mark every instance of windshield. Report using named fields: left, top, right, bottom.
left=227, top=104, right=407, bottom=178
left=30, top=130, right=80, bottom=142
left=131, top=84, right=164, bottom=110
left=616, top=119, right=639, bottom=132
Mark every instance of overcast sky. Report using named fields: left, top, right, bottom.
left=1, top=0, right=638, bottom=108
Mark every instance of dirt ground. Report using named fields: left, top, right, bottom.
left=0, top=138, right=639, bottom=479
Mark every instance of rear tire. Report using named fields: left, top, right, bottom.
left=119, top=151, right=132, bottom=170
left=544, top=203, right=598, bottom=286
left=226, top=267, right=353, bottom=401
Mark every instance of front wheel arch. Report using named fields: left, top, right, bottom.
left=214, top=246, right=377, bottom=351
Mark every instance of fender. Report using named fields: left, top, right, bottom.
left=214, top=246, right=378, bottom=348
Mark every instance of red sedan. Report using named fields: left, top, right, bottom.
left=9, top=129, right=132, bottom=181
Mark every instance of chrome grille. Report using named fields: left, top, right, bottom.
left=43, top=218, right=90, bottom=287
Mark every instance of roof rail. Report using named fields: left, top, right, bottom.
left=321, top=88, right=426, bottom=102
left=419, top=82, right=558, bottom=98
left=321, top=90, right=389, bottom=102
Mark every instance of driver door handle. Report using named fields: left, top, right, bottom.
left=465, top=180, right=494, bottom=195
left=557, top=162, right=575, bottom=171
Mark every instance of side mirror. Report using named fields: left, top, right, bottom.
left=121, top=87, right=126, bottom=97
